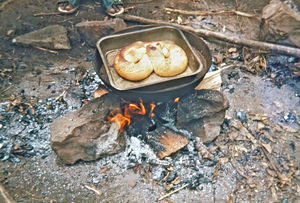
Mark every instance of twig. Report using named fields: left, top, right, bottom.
left=84, top=185, right=102, bottom=196
left=164, top=8, right=256, bottom=18
left=158, top=184, right=188, bottom=201
left=54, top=90, right=66, bottom=102
left=0, top=0, right=13, bottom=10
left=0, top=183, right=17, bottom=203
left=118, top=15, right=300, bottom=57
left=34, top=46, right=58, bottom=54
left=33, top=12, right=61, bottom=17
left=0, top=84, right=14, bottom=94
left=230, top=160, right=249, bottom=179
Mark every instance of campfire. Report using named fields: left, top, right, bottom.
left=108, top=100, right=155, bottom=131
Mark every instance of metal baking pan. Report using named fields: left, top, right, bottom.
left=94, top=25, right=212, bottom=102
left=96, top=25, right=203, bottom=91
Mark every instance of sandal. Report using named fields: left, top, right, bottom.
left=102, top=0, right=124, bottom=16
left=58, top=0, right=80, bottom=14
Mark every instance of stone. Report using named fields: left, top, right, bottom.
left=75, top=18, right=127, bottom=47
left=12, top=25, right=71, bottom=50
left=50, top=93, right=125, bottom=164
left=288, top=28, right=300, bottom=48
left=177, top=90, right=229, bottom=143
left=260, top=0, right=300, bottom=46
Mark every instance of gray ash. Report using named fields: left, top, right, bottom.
left=0, top=68, right=101, bottom=163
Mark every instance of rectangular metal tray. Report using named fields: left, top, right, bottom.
left=96, top=26, right=203, bottom=91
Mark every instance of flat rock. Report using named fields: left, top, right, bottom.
left=75, top=18, right=127, bottom=47
left=50, top=93, right=125, bottom=164
left=12, top=25, right=71, bottom=50
left=177, top=90, right=229, bottom=143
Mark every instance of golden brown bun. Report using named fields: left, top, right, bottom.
left=113, top=41, right=188, bottom=81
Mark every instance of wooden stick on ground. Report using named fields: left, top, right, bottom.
left=33, top=12, right=61, bottom=17
left=164, top=8, right=256, bottom=18
left=34, top=46, right=58, bottom=54
left=0, top=0, right=13, bottom=10
left=158, top=184, right=189, bottom=201
left=0, top=183, right=16, bottom=203
left=119, top=15, right=300, bottom=57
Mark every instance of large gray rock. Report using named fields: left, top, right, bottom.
left=12, top=25, right=71, bottom=50
left=260, top=0, right=300, bottom=47
left=50, top=93, right=125, bottom=164
left=75, top=18, right=127, bottom=47
left=177, top=90, right=229, bottom=143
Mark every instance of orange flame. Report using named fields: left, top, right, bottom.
left=174, top=97, right=180, bottom=103
left=150, top=103, right=156, bottom=117
left=108, top=113, right=130, bottom=130
left=108, top=100, right=155, bottom=131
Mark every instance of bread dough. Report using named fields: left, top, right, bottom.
left=113, top=41, right=188, bottom=81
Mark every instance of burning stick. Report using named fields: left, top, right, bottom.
left=158, top=184, right=189, bottom=201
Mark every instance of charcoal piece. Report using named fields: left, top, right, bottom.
left=50, top=93, right=126, bottom=164
left=126, top=115, right=154, bottom=138
left=188, top=173, right=204, bottom=189
left=154, top=101, right=177, bottom=125
left=177, top=90, right=229, bottom=144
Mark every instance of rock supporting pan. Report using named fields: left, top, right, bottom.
left=94, top=25, right=212, bottom=102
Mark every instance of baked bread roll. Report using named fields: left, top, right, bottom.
left=113, top=41, right=188, bottom=81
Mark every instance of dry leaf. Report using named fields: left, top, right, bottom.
left=228, top=47, right=237, bottom=53
left=271, top=186, right=278, bottom=201
left=266, top=168, right=277, bottom=177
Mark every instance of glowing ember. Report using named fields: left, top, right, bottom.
left=174, top=97, right=180, bottom=103
left=108, top=100, right=156, bottom=131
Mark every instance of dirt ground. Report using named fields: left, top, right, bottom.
left=0, top=0, right=299, bottom=202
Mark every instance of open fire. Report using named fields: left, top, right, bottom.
left=108, top=97, right=181, bottom=131
left=108, top=100, right=157, bottom=131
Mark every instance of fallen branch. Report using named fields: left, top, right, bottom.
left=33, top=12, right=61, bottom=17
left=158, top=184, right=188, bottom=201
left=0, top=84, right=14, bottom=94
left=119, top=15, right=300, bottom=57
left=164, top=8, right=256, bottom=18
left=0, top=0, right=13, bottom=10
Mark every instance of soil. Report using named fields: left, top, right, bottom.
left=0, top=0, right=299, bottom=202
